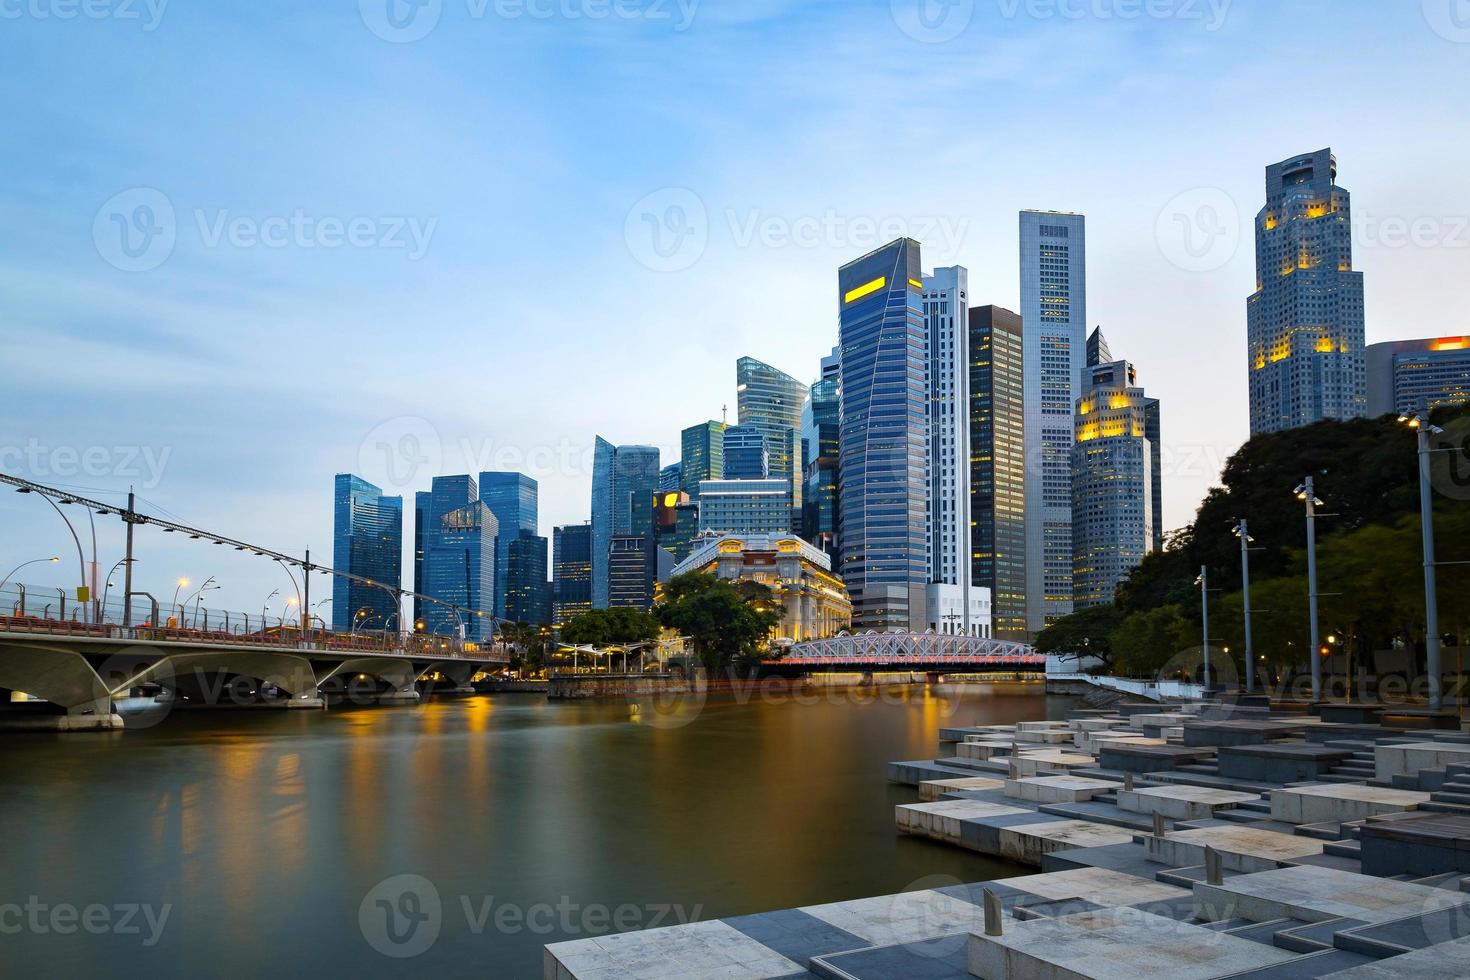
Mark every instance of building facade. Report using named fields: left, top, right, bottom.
left=1247, top=148, right=1367, bottom=435
left=417, top=474, right=497, bottom=642
left=552, top=523, right=593, bottom=627
left=680, top=421, right=726, bottom=498
left=478, top=471, right=537, bottom=620
left=923, top=584, right=993, bottom=639
left=505, top=531, right=550, bottom=625
left=922, top=266, right=979, bottom=633
left=332, top=474, right=403, bottom=634
left=969, top=305, right=1028, bottom=640
left=697, top=479, right=793, bottom=535
left=1020, top=211, right=1087, bottom=633
left=654, top=491, right=700, bottom=564
left=837, top=238, right=928, bottom=632
left=722, top=425, right=769, bottom=479
left=668, top=533, right=852, bottom=644
left=1366, top=337, right=1470, bottom=417
left=736, top=356, right=808, bottom=517
left=800, top=362, right=840, bottom=559
left=1072, top=358, right=1161, bottom=609
left=659, top=463, right=682, bottom=494
left=590, top=438, right=661, bottom=608
left=608, top=535, right=657, bottom=610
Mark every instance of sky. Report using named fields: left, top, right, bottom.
left=2, top=0, right=1468, bottom=621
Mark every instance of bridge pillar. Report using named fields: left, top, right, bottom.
left=926, top=672, right=943, bottom=685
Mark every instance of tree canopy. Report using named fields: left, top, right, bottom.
left=654, top=572, right=782, bottom=678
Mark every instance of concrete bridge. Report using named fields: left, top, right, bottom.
left=771, top=631, right=1041, bottom=676
left=0, top=615, right=508, bottom=731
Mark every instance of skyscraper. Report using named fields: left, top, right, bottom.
left=837, top=238, right=928, bottom=632
left=697, top=479, right=793, bottom=535
left=332, top=474, right=403, bottom=633
left=478, top=471, right=538, bottom=620
left=608, top=535, right=658, bottom=610
left=800, top=364, right=840, bottom=558
left=736, top=356, right=808, bottom=518
left=590, top=438, right=661, bottom=608
left=921, top=266, right=978, bottom=635
left=1366, top=337, right=1470, bottom=417
left=552, top=523, right=593, bottom=627
left=1072, top=356, right=1161, bottom=608
left=417, top=474, right=497, bottom=641
left=1248, top=148, right=1367, bottom=435
left=1020, top=211, right=1087, bottom=633
left=413, top=490, right=429, bottom=629
left=659, top=462, right=682, bottom=494
left=722, top=425, right=769, bottom=479
left=969, top=305, right=1028, bottom=640
left=680, top=420, right=726, bottom=498
left=505, top=531, right=550, bottom=625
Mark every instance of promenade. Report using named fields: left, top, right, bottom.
left=544, top=696, right=1470, bottom=979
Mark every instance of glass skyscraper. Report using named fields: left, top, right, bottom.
left=659, top=462, right=682, bottom=494
left=478, top=471, right=538, bottom=620
left=697, top=479, right=793, bottom=535
left=332, top=474, right=403, bottom=633
left=736, top=356, right=807, bottom=517
left=836, top=238, right=928, bottom=632
left=1367, top=337, right=1470, bottom=416
left=721, top=425, right=769, bottom=479
left=800, top=365, right=840, bottom=558
left=505, top=530, right=550, bottom=625
left=1248, top=148, right=1367, bottom=435
left=1020, top=210, right=1087, bottom=633
left=417, top=474, right=497, bottom=642
left=680, top=421, right=725, bottom=499
left=552, top=523, right=593, bottom=627
left=589, top=439, right=660, bottom=608
left=921, top=266, right=974, bottom=627
left=970, top=306, right=1028, bottom=640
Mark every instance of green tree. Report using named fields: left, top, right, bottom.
left=560, top=607, right=659, bottom=649
left=655, top=573, right=781, bottom=678
left=1112, top=604, right=1193, bottom=678
left=1035, top=604, right=1124, bottom=671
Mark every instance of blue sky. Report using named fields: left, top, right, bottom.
left=3, top=0, right=1467, bottom=619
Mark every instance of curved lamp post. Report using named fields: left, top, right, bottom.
left=0, top=556, right=60, bottom=596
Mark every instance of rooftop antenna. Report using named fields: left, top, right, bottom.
left=722, top=404, right=728, bottom=425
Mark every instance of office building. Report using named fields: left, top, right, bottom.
left=1247, top=148, right=1367, bottom=435
left=659, top=462, right=682, bottom=494
left=800, top=362, right=840, bottom=558
left=413, top=490, right=429, bottom=629
left=332, top=474, right=403, bottom=634
left=1072, top=356, right=1161, bottom=609
left=552, top=523, right=593, bottom=627
left=1367, top=337, right=1470, bottom=416
left=921, top=266, right=982, bottom=635
left=1020, top=210, right=1087, bottom=632
left=736, top=356, right=808, bottom=514
left=478, top=471, right=537, bottom=620
left=837, top=238, right=928, bottom=631
left=969, top=305, right=1028, bottom=640
left=417, top=474, right=497, bottom=642
left=505, top=531, right=550, bottom=625
left=590, top=438, right=661, bottom=608
left=722, top=425, right=769, bottom=479
left=680, top=421, right=726, bottom=498
left=698, top=479, right=793, bottom=535
left=668, top=533, right=852, bottom=643
left=654, top=490, right=700, bottom=564
left=608, top=535, right=658, bottom=610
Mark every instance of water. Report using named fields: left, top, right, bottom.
left=0, top=684, right=1067, bottom=978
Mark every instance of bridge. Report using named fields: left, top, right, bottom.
left=0, top=472, right=513, bottom=731
left=773, top=631, right=1041, bottom=675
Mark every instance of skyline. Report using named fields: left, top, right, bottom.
left=4, top=1, right=1469, bottom=614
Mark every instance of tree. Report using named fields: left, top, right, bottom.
left=655, top=573, right=782, bottom=678
left=1112, top=605, right=1192, bottom=678
left=560, top=607, right=659, bottom=649
left=1035, top=605, right=1123, bottom=671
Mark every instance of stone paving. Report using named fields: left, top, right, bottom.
left=545, top=701, right=1470, bottom=979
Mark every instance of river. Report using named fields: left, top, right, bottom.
left=0, top=683, right=1069, bottom=977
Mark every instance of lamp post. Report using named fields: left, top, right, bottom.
left=1195, top=566, right=1212, bottom=687
left=15, top=486, right=90, bottom=623
left=0, top=556, right=61, bottom=595
left=1295, top=478, right=1325, bottom=703
left=1234, top=521, right=1256, bottom=694
left=1401, top=413, right=1446, bottom=711
left=171, top=577, right=191, bottom=625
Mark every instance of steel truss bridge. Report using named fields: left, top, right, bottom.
left=776, top=631, right=1042, bottom=672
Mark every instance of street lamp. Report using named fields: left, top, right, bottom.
left=1401, top=413, right=1447, bottom=711
left=1295, top=478, right=1326, bottom=703
left=0, top=556, right=61, bottom=595
left=1233, top=521, right=1257, bottom=693
left=1194, top=566, right=1212, bottom=687
left=171, top=577, right=191, bottom=625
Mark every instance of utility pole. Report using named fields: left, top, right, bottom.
left=1409, top=418, right=1444, bottom=711
left=123, top=489, right=137, bottom=628
left=1199, top=565, right=1211, bottom=687
left=1236, top=520, right=1255, bottom=694
left=303, top=549, right=312, bottom=643
left=1299, top=477, right=1323, bottom=703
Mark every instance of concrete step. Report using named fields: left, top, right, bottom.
left=1432, top=790, right=1470, bottom=806
left=1174, top=764, right=1221, bottom=776
left=1214, top=808, right=1275, bottom=825
left=1333, top=759, right=1375, bottom=771
left=1197, top=917, right=1255, bottom=932
left=1317, top=774, right=1372, bottom=784
left=1323, top=839, right=1361, bottom=859
left=1223, top=919, right=1305, bottom=947
left=1234, top=799, right=1273, bottom=813
left=1421, top=801, right=1470, bottom=814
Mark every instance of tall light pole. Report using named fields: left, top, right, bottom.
left=1295, top=478, right=1325, bottom=703
left=1195, top=566, right=1212, bottom=687
left=1402, top=413, right=1446, bottom=712
left=0, top=556, right=60, bottom=595
left=1234, top=521, right=1256, bottom=693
